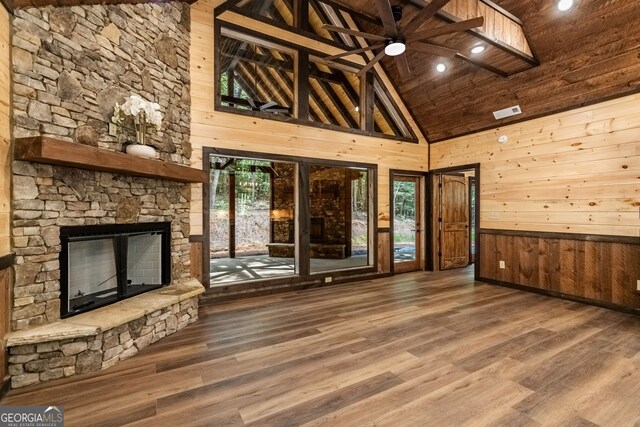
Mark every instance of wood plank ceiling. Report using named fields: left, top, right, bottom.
left=338, top=0, right=640, bottom=142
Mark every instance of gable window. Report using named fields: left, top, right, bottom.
left=219, top=28, right=295, bottom=117
left=307, top=58, right=360, bottom=128
left=215, top=2, right=417, bottom=143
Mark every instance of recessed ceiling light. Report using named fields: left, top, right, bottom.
left=436, top=63, right=446, bottom=73
left=385, top=41, right=406, bottom=57
left=471, top=45, right=485, bottom=54
left=557, top=0, right=574, bottom=11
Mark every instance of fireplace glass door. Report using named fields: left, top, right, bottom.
left=61, top=222, right=171, bottom=317
left=68, top=237, right=119, bottom=312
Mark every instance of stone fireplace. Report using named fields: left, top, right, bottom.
left=6, top=2, right=204, bottom=389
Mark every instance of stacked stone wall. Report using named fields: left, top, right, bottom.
left=10, top=2, right=192, bottom=330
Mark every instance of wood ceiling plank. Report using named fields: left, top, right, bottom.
left=338, top=0, right=640, bottom=141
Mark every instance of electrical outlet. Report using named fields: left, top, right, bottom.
left=499, top=261, right=506, bottom=269
left=637, top=279, right=640, bottom=292
left=108, top=123, right=118, bottom=137
left=324, top=277, right=332, bottom=283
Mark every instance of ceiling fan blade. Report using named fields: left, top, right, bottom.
left=407, top=16, right=485, bottom=42
left=374, top=0, right=399, bottom=38
left=395, top=54, right=411, bottom=80
left=400, top=0, right=452, bottom=37
left=408, top=42, right=457, bottom=58
left=260, top=101, right=277, bottom=110
left=323, top=25, right=388, bottom=42
left=357, top=50, right=387, bottom=77
left=324, top=44, right=385, bottom=61
left=247, top=98, right=257, bottom=109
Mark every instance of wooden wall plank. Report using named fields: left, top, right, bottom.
left=0, top=2, right=10, bottom=388
left=377, top=230, right=390, bottom=274
left=432, top=95, right=640, bottom=237
left=190, top=241, right=203, bottom=283
left=479, top=230, right=640, bottom=311
left=0, top=3, right=10, bottom=256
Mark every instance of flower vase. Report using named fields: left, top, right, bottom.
left=126, top=144, right=157, bottom=159
left=125, top=120, right=157, bottom=159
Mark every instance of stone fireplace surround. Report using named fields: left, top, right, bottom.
left=6, top=2, right=204, bottom=389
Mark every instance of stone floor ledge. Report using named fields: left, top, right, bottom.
left=7, top=279, right=204, bottom=347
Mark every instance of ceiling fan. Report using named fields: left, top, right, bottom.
left=322, top=0, right=484, bottom=79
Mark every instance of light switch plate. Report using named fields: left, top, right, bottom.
left=499, top=261, right=506, bottom=269
left=637, top=279, right=640, bottom=292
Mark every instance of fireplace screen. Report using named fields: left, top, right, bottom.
left=60, top=222, right=171, bottom=317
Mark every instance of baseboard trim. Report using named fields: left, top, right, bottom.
left=478, top=276, right=640, bottom=316
left=479, top=228, right=640, bottom=245
left=204, top=271, right=392, bottom=302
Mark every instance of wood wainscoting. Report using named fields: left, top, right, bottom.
left=189, top=235, right=204, bottom=284
left=478, top=229, right=640, bottom=312
left=377, top=228, right=391, bottom=274
left=0, top=253, right=14, bottom=397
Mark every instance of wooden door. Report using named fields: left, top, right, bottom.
left=439, top=174, right=469, bottom=270
left=393, top=176, right=422, bottom=273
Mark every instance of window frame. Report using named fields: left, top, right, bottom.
left=214, top=16, right=418, bottom=143
left=202, top=147, right=379, bottom=288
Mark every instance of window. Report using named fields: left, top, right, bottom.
left=215, top=9, right=417, bottom=142
left=209, top=156, right=298, bottom=284
left=308, top=59, right=360, bottom=128
left=236, top=0, right=295, bottom=27
left=206, top=151, right=376, bottom=286
left=219, top=28, right=295, bottom=117
left=373, top=77, right=415, bottom=139
left=309, top=165, right=371, bottom=273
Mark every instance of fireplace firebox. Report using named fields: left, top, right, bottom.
left=60, top=222, right=172, bottom=317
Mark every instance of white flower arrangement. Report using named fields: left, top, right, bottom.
left=111, top=95, right=163, bottom=145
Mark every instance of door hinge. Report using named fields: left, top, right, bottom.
left=438, top=217, right=442, bottom=222
left=438, top=252, right=442, bottom=257
left=438, top=183, right=443, bottom=188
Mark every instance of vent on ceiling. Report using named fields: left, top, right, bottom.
left=493, top=105, right=522, bottom=120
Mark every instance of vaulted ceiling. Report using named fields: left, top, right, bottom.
left=4, top=0, right=639, bottom=142
left=339, top=0, right=640, bottom=142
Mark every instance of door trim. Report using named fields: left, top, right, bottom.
left=468, top=176, right=477, bottom=265
left=389, top=170, right=430, bottom=275
left=429, top=163, right=481, bottom=279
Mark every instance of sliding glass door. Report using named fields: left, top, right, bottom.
left=206, top=151, right=375, bottom=287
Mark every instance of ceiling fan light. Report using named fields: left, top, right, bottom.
left=385, top=42, right=406, bottom=57
left=436, top=63, right=446, bottom=73
left=557, top=0, right=574, bottom=11
left=471, top=45, right=485, bottom=54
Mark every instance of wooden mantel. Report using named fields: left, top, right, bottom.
left=14, top=136, right=207, bottom=183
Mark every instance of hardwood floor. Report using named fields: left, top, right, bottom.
left=3, top=267, right=640, bottom=426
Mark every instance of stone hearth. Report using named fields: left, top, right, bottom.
left=6, top=280, right=203, bottom=389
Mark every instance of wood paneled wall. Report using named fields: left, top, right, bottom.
left=0, top=2, right=10, bottom=393
left=479, top=230, right=640, bottom=311
left=431, top=94, right=640, bottom=237
left=0, top=2, right=10, bottom=255
left=376, top=230, right=391, bottom=274
left=190, top=0, right=429, bottom=240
